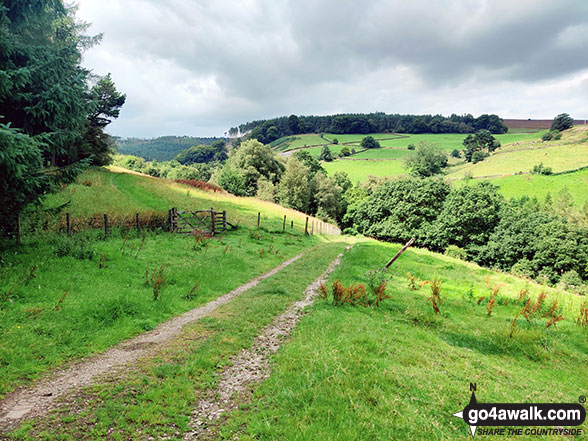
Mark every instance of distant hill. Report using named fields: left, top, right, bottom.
left=504, top=119, right=586, bottom=130
left=115, top=136, right=225, bottom=161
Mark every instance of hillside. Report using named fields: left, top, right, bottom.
left=115, top=136, right=225, bottom=161
left=274, top=127, right=588, bottom=207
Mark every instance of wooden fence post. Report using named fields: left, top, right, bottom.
left=223, top=211, right=227, bottom=231
left=66, top=213, right=71, bottom=237
left=211, top=207, right=216, bottom=235
left=257, top=212, right=261, bottom=230
left=136, top=213, right=140, bottom=233
left=311, top=220, right=314, bottom=235
left=104, top=214, right=109, bottom=237
left=305, top=217, right=309, bottom=236
left=282, top=215, right=286, bottom=233
left=168, top=209, right=172, bottom=232
left=291, top=220, right=293, bottom=229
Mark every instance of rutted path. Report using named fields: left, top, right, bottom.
left=184, top=246, right=351, bottom=440
left=0, top=251, right=306, bottom=432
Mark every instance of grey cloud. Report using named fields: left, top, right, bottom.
left=76, top=0, right=588, bottom=137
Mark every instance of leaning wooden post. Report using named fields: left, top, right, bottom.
left=257, top=212, right=261, bottom=230
left=282, top=215, right=286, bottom=233
left=384, top=237, right=415, bottom=271
left=291, top=220, right=293, bottom=229
left=305, top=216, right=309, bottom=236
left=104, top=214, right=109, bottom=237
left=136, top=213, right=140, bottom=233
left=66, top=213, right=71, bottom=237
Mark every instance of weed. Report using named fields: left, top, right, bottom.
left=24, top=265, right=37, bottom=285
left=259, top=248, right=265, bottom=257
left=52, top=235, right=95, bottom=260
left=185, top=282, right=200, bottom=300
left=55, top=290, right=70, bottom=311
left=576, top=300, right=588, bottom=327
left=331, top=280, right=367, bottom=306
left=121, top=235, right=129, bottom=255
left=99, top=253, right=107, bottom=269
left=223, top=245, right=230, bottom=255
left=135, top=234, right=146, bottom=258
left=424, top=278, right=442, bottom=315
left=150, top=265, right=166, bottom=301
left=373, top=282, right=390, bottom=307
left=518, top=288, right=529, bottom=303
left=486, top=286, right=499, bottom=316
left=477, top=296, right=486, bottom=305
left=318, top=283, right=329, bottom=300
left=406, top=272, right=421, bottom=291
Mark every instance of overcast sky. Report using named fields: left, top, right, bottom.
left=76, top=0, right=588, bottom=138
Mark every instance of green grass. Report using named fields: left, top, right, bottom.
left=217, top=239, right=588, bottom=440
left=272, top=134, right=328, bottom=151
left=0, top=227, right=322, bottom=398
left=42, top=167, right=331, bottom=234
left=8, top=241, right=348, bottom=440
left=323, top=133, right=406, bottom=143
left=454, top=168, right=588, bottom=206
left=352, top=148, right=410, bottom=160
left=323, top=159, right=408, bottom=184
left=447, top=141, right=588, bottom=179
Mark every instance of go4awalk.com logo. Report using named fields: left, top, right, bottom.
left=452, top=384, right=586, bottom=437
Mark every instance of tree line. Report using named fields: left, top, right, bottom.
left=116, top=136, right=224, bottom=161
left=230, top=113, right=508, bottom=144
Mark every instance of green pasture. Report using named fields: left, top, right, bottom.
left=455, top=168, right=588, bottom=207
left=218, top=239, right=588, bottom=441
left=323, top=160, right=408, bottom=184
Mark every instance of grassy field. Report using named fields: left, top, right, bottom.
left=217, top=239, right=588, bottom=440
left=446, top=128, right=588, bottom=179
left=454, top=168, right=588, bottom=206
left=352, top=148, right=411, bottom=160
left=8, top=241, right=349, bottom=440
left=43, top=167, right=331, bottom=234
left=0, top=167, right=341, bottom=399
left=323, top=160, right=408, bottom=184
left=272, top=134, right=327, bottom=151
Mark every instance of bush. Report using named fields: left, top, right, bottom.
left=360, top=136, right=380, bottom=149
left=511, top=259, right=534, bottom=279
left=471, top=151, right=489, bottom=164
left=445, top=245, right=467, bottom=260
left=332, top=138, right=339, bottom=145
left=340, top=146, right=351, bottom=156
left=531, top=163, right=552, bottom=175
left=52, top=234, right=96, bottom=260
left=560, top=270, right=583, bottom=291
left=407, top=143, right=415, bottom=150
left=404, top=143, right=448, bottom=177
left=542, top=132, right=553, bottom=141
left=450, top=149, right=461, bottom=158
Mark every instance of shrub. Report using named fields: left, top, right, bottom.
left=559, top=270, right=583, bottom=292
left=175, top=179, right=225, bottom=193
left=52, top=234, right=96, bottom=260
left=541, top=132, right=553, bottom=141
left=450, top=149, right=461, bottom=158
left=471, top=151, right=489, bottom=164
left=407, top=144, right=415, bottom=150
left=332, top=138, right=339, bottom=145
left=531, top=162, right=552, bottom=175
left=340, top=146, right=350, bottom=156
left=360, top=136, right=380, bottom=149
left=444, top=245, right=467, bottom=260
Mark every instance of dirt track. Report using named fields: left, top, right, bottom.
left=0, top=252, right=306, bottom=433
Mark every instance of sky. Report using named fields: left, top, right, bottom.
left=76, top=0, right=588, bottom=138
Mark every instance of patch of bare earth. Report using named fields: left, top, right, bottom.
left=0, top=252, right=305, bottom=434
left=184, top=246, right=351, bottom=440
